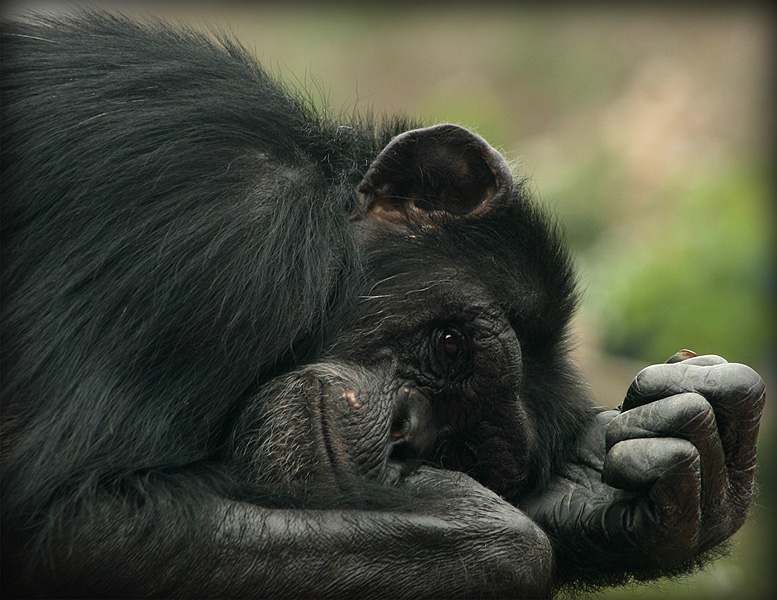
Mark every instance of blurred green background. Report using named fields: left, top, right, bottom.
left=9, top=2, right=774, bottom=597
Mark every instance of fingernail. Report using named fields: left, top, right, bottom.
left=665, top=349, right=698, bottom=364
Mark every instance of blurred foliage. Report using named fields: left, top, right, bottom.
left=583, top=163, right=774, bottom=368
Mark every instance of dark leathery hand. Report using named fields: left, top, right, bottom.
left=521, top=355, right=765, bottom=582
left=617, top=358, right=765, bottom=547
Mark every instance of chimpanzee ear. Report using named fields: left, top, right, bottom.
left=353, top=124, right=513, bottom=224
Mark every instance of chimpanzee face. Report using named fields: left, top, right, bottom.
left=323, top=262, right=532, bottom=498
left=229, top=124, right=574, bottom=504
left=231, top=254, right=535, bottom=504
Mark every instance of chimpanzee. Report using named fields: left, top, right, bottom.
left=0, top=12, right=766, bottom=599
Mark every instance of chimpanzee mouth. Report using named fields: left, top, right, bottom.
left=384, top=434, right=481, bottom=486
left=435, top=436, right=480, bottom=475
left=383, top=458, right=426, bottom=486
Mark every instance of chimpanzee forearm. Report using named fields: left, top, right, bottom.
left=6, top=469, right=553, bottom=599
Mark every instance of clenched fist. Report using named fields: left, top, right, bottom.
left=522, top=353, right=765, bottom=584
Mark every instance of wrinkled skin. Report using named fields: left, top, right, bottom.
left=522, top=354, right=765, bottom=585
left=231, top=270, right=535, bottom=502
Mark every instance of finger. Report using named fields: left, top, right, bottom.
left=667, top=354, right=728, bottom=367
left=603, top=437, right=701, bottom=564
left=604, top=437, right=700, bottom=494
left=623, top=362, right=764, bottom=437
left=624, top=361, right=761, bottom=412
left=623, top=361, right=764, bottom=499
left=606, top=393, right=727, bottom=509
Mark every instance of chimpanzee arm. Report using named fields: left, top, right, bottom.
left=7, top=468, right=552, bottom=599
left=521, top=355, right=765, bottom=586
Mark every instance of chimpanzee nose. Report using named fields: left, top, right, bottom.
left=389, top=385, right=435, bottom=459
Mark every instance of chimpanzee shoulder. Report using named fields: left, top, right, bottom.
left=0, top=12, right=415, bottom=522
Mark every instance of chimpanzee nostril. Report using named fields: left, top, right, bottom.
left=389, top=386, right=435, bottom=459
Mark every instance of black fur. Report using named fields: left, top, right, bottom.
left=2, top=11, right=392, bottom=518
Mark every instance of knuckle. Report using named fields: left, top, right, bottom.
left=662, top=438, right=700, bottom=466
left=710, top=363, right=766, bottom=411
left=605, top=412, right=639, bottom=449
left=673, top=391, right=710, bottom=411
left=669, top=392, right=715, bottom=423
left=729, top=363, right=766, bottom=398
left=631, top=364, right=667, bottom=396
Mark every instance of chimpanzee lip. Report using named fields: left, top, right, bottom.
left=383, top=459, right=405, bottom=486
left=383, top=457, right=439, bottom=486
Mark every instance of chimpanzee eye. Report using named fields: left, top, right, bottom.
left=442, top=333, right=459, bottom=359
left=435, top=328, right=466, bottom=366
